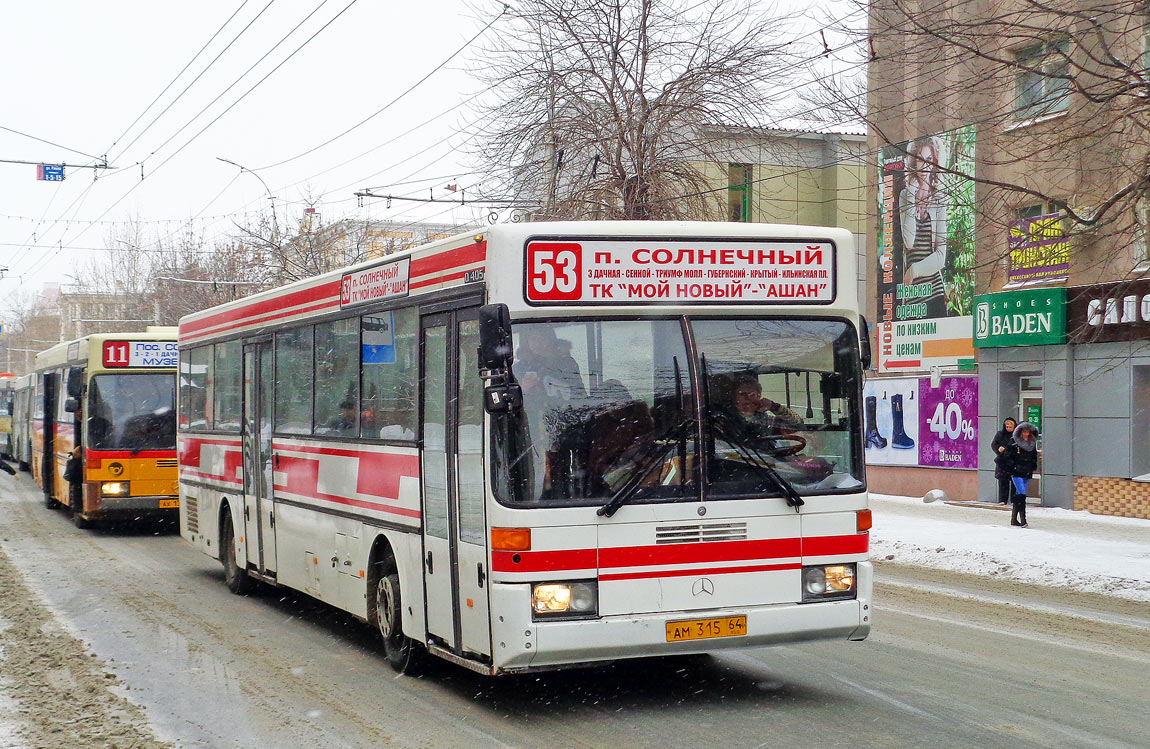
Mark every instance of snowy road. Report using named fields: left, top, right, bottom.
left=0, top=472, right=1147, bottom=748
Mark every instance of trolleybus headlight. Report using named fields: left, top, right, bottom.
left=531, top=581, right=598, bottom=619
left=100, top=481, right=129, bottom=497
left=801, top=564, right=856, bottom=602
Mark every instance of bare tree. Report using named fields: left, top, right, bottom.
left=471, top=0, right=808, bottom=220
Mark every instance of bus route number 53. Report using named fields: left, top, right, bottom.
left=527, top=242, right=582, bottom=302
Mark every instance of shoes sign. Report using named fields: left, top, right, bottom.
left=863, top=375, right=979, bottom=469
left=973, top=288, right=1067, bottom=348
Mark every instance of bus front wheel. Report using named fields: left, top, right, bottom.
left=221, top=513, right=255, bottom=595
left=373, top=565, right=425, bottom=674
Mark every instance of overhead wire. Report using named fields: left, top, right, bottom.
left=254, top=3, right=510, bottom=170
left=105, top=0, right=257, bottom=160
left=43, top=0, right=365, bottom=268
left=0, top=125, right=104, bottom=162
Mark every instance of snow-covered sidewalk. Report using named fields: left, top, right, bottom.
left=871, top=493, right=1150, bottom=602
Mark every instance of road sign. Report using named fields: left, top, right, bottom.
left=36, top=164, right=64, bottom=181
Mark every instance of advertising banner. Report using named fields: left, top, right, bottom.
left=973, top=288, right=1067, bottom=348
left=524, top=239, right=835, bottom=305
left=862, top=377, right=920, bottom=466
left=1008, top=213, right=1070, bottom=283
left=917, top=377, right=979, bottom=468
left=864, top=376, right=979, bottom=469
left=876, top=126, right=976, bottom=372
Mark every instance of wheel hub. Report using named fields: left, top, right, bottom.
left=378, top=578, right=397, bottom=639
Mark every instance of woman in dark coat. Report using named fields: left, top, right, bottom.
left=991, top=417, right=1017, bottom=504
left=1003, top=422, right=1039, bottom=527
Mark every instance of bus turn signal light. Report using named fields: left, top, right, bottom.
left=491, top=527, right=531, bottom=551
left=857, top=509, right=872, bottom=532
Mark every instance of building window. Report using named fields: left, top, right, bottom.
left=1015, top=40, right=1070, bottom=119
left=728, top=164, right=752, bottom=222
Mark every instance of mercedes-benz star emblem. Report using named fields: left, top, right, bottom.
left=691, top=577, right=715, bottom=596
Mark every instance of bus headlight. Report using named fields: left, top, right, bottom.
left=101, top=481, right=129, bottom=497
left=532, top=581, right=598, bottom=619
left=801, top=564, right=856, bottom=602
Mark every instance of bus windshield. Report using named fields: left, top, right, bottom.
left=492, top=317, right=863, bottom=506
left=88, top=373, right=176, bottom=451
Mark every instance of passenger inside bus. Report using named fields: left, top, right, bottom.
left=726, top=373, right=804, bottom=437
left=327, top=400, right=359, bottom=436
left=512, top=327, right=587, bottom=498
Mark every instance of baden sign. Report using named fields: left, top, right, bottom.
left=973, top=288, right=1067, bottom=348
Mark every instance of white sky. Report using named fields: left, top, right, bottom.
left=0, top=0, right=859, bottom=297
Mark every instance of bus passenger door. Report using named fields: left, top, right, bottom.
left=420, top=315, right=456, bottom=649
left=454, top=313, right=490, bottom=658
left=242, top=342, right=277, bottom=576
left=420, top=308, right=491, bottom=660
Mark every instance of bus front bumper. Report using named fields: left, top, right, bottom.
left=91, top=495, right=180, bottom=515
left=490, top=561, right=873, bottom=672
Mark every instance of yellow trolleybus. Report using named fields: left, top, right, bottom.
left=33, top=329, right=180, bottom=527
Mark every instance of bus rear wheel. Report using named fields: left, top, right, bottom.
left=373, top=565, right=425, bottom=674
left=221, top=513, right=254, bottom=595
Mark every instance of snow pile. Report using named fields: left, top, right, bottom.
left=870, top=493, right=1150, bottom=602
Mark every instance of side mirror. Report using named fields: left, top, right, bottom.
left=478, top=303, right=514, bottom=370
left=66, top=367, right=85, bottom=398
left=477, top=303, right=522, bottom=414
left=859, top=316, right=872, bottom=371
left=64, top=397, right=80, bottom=413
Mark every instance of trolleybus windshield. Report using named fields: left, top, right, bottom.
left=88, top=373, right=176, bottom=451
left=492, top=317, right=863, bottom=506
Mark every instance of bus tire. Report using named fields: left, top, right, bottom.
left=221, top=513, right=255, bottom=595
left=372, top=564, right=425, bottom=674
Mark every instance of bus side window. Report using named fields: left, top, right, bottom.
left=361, top=308, right=417, bottom=441
left=213, top=340, right=242, bottom=432
left=275, top=327, right=314, bottom=435
left=313, top=318, right=359, bottom=437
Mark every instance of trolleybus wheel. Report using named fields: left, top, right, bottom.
left=221, top=513, right=255, bottom=595
left=373, top=565, right=425, bottom=674
left=44, top=490, right=58, bottom=510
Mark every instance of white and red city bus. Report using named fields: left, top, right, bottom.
left=178, top=221, right=872, bottom=675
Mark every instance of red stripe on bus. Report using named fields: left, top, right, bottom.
left=271, top=444, right=419, bottom=500
left=802, top=533, right=869, bottom=557
left=409, top=241, right=485, bottom=277
left=491, top=548, right=598, bottom=573
left=600, top=537, right=802, bottom=568
left=182, top=297, right=340, bottom=342
left=599, top=562, right=800, bottom=582
left=181, top=280, right=342, bottom=336
left=491, top=535, right=867, bottom=574
left=410, top=269, right=476, bottom=290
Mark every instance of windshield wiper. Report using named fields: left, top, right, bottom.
left=596, top=419, right=690, bottom=518
left=710, top=412, right=805, bottom=512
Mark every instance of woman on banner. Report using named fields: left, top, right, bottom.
left=899, top=136, right=949, bottom=319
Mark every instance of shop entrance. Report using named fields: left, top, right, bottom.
left=999, top=372, right=1043, bottom=502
